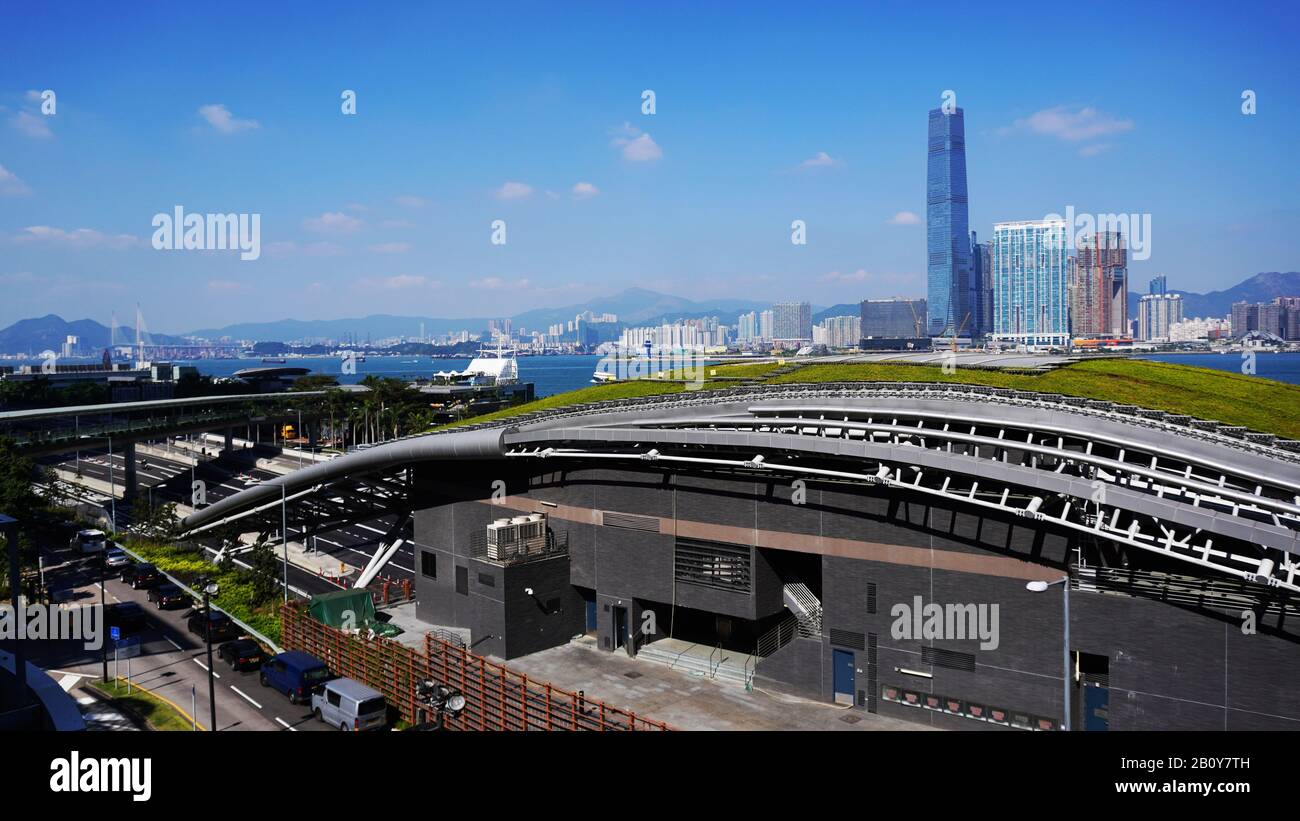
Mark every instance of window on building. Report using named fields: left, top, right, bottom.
left=420, top=551, right=437, bottom=579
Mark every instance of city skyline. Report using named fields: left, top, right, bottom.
left=2, top=2, right=1298, bottom=334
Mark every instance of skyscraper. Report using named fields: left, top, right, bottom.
left=860, top=298, right=927, bottom=338
left=1139, top=293, right=1184, bottom=341
left=991, top=219, right=1071, bottom=349
left=1070, top=231, right=1128, bottom=337
left=970, top=231, right=992, bottom=338
left=773, top=302, right=812, bottom=344
left=927, top=106, right=972, bottom=338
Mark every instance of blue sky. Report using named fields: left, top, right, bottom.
left=1, top=1, right=1297, bottom=333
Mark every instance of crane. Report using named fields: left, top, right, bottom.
left=949, top=312, right=971, bottom=352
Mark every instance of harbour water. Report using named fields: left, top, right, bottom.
left=1134, top=352, right=1300, bottom=385
left=172, top=354, right=605, bottom=398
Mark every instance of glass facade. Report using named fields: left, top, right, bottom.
left=926, top=107, right=972, bottom=338
left=991, top=220, right=1070, bottom=348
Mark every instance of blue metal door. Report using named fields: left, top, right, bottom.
left=585, top=599, right=598, bottom=632
left=1083, top=685, right=1110, bottom=731
left=833, top=649, right=855, bottom=700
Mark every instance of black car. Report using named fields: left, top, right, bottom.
left=105, top=602, right=147, bottom=634
left=121, top=563, right=162, bottom=589
left=218, top=638, right=266, bottom=671
left=187, top=609, right=240, bottom=642
left=147, top=583, right=189, bottom=609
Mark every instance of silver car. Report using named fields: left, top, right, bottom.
left=311, top=677, right=388, bottom=732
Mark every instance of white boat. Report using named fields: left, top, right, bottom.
left=432, top=341, right=519, bottom=386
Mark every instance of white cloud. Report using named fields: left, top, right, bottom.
left=302, top=242, right=345, bottom=257
left=380, top=219, right=413, bottom=229
left=1002, top=106, right=1133, bottom=142
left=798, top=151, right=842, bottom=170
left=357, top=274, right=439, bottom=290
left=817, top=269, right=918, bottom=285
left=0, top=271, right=36, bottom=284
left=207, top=279, right=246, bottom=292
left=271, top=240, right=345, bottom=256
left=0, top=164, right=31, bottom=195
left=611, top=123, right=662, bottom=162
left=571, top=181, right=600, bottom=199
left=197, top=103, right=260, bottom=134
left=1078, top=143, right=1112, bottom=157
left=393, top=195, right=426, bottom=208
left=494, top=181, right=533, bottom=201
left=302, top=211, right=362, bottom=234
left=15, top=225, right=140, bottom=250
left=368, top=242, right=411, bottom=254
left=886, top=211, right=921, bottom=226
left=11, top=110, right=52, bottom=139
left=471, top=276, right=531, bottom=290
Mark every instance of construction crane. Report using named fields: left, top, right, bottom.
left=949, top=312, right=971, bottom=352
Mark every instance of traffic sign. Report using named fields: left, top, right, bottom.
left=115, top=636, right=141, bottom=659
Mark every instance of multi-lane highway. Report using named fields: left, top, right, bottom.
left=25, top=546, right=331, bottom=732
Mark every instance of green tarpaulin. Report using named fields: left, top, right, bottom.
left=308, top=589, right=378, bottom=629
left=308, top=589, right=404, bottom=636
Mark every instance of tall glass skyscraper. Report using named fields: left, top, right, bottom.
left=991, top=219, right=1071, bottom=349
left=927, top=107, right=972, bottom=338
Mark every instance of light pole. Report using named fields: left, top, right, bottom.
left=1027, top=574, right=1071, bottom=731
left=1, top=515, right=28, bottom=708
left=107, top=435, right=116, bottom=531
left=414, top=680, right=466, bottom=730
left=281, top=483, right=289, bottom=603
left=99, top=549, right=108, bottom=683
left=201, top=579, right=220, bottom=731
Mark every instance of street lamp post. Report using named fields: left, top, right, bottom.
left=100, top=549, right=109, bottom=683
left=1027, top=573, right=1071, bottom=731
left=201, top=579, right=220, bottom=731
left=107, top=435, right=116, bottom=531
left=281, top=484, right=289, bottom=603
left=1, top=515, right=28, bottom=707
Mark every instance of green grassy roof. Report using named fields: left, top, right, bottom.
left=436, top=358, right=1300, bottom=441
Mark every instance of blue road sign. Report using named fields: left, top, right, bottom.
left=115, top=636, right=141, bottom=659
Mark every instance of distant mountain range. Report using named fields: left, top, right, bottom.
left=182, top=287, right=774, bottom=343
left=3, top=275, right=1296, bottom=354
left=0, top=315, right=191, bottom=356
left=1126, top=271, right=1300, bottom=319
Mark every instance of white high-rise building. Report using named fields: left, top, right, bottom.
left=1138, top=293, right=1185, bottom=342
left=815, top=316, right=861, bottom=348
left=991, top=219, right=1071, bottom=349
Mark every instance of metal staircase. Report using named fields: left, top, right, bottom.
left=782, top=582, right=823, bottom=636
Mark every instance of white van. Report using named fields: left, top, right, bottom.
left=311, top=677, right=388, bottom=732
left=69, top=529, right=107, bottom=555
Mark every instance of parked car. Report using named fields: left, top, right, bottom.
left=260, top=651, right=334, bottom=704
left=147, top=583, right=189, bottom=610
left=187, top=609, right=240, bottom=642
left=121, top=563, right=162, bottom=589
left=69, top=529, right=107, bottom=555
left=105, top=602, right=147, bottom=634
left=103, top=547, right=130, bottom=570
left=217, top=639, right=266, bottom=671
left=312, top=677, right=388, bottom=732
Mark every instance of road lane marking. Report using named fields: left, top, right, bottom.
left=275, top=717, right=297, bottom=731
left=230, top=686, right=263, bottom=709
left=193, top=658, right=221, bottom=678
left=165, top=637, right=183, bottom=651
